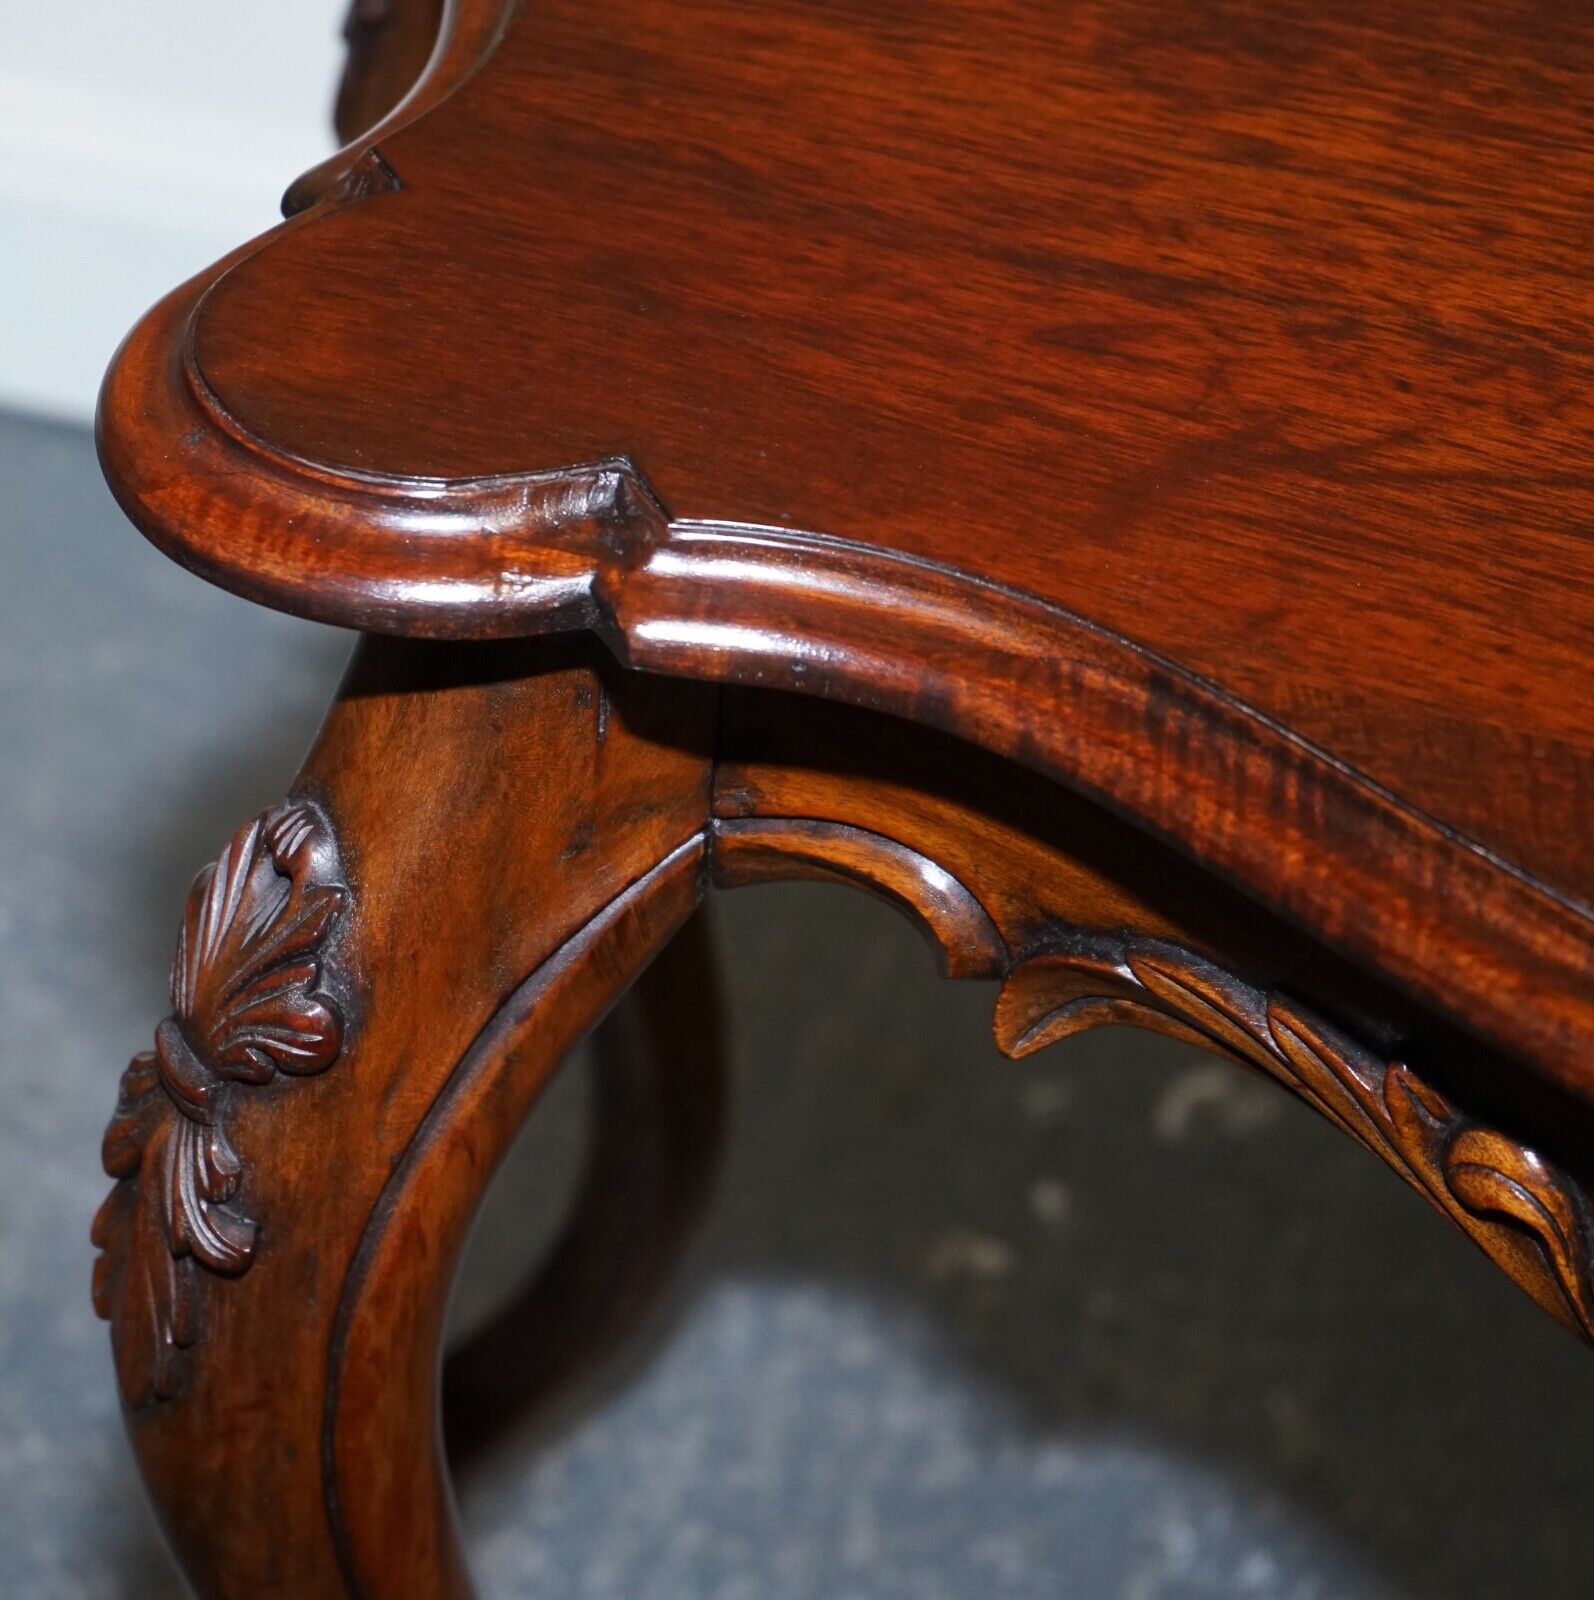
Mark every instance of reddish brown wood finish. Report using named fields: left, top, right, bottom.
left=92, top=3, right=1594, bottom=1596
left=441, top=907, right=726, bottom=1465
left=712, top=690, right=1594, bottom=1343
left=95, top=636, right=716, bottom=1597
left=333, top=0, right=444, bottom=146
left=97, top=0, right=1594, bottom=1097
left=94, top=658, right=1594, bottom=1599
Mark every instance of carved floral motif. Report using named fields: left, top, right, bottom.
left=994, top=933, right=1594, bottom=1343
left=91, top=803, right=350, bottom=1404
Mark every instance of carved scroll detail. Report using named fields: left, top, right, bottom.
left=710, top=817, right=1006, bottom=979
left=994, top=932, right=1594, bottom=1343
left=92, top=803, right=350, bottom=1404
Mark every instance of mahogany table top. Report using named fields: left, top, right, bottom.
left=97, top=0, right=1594, bottom=1090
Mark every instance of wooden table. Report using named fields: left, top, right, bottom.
left=91, top=2, right=1594, bottom=1594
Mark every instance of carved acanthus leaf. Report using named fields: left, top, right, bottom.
left=91, top=803, right=350, bottom=1405
left=993, top=933, right=1594, bottom=1343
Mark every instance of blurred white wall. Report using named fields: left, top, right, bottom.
left=1, top=4, right=345, bottom=422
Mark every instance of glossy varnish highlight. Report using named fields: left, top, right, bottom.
left=89, top=7, right=1594, bottom=1594
left=97, top=0, right=1594, bottom=1097
left=188, top=0, right=1594, bottom=901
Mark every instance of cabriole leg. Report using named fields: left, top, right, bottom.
left=92, top=635, right=717, bottom=1599
left=443, top=908, right=727, bottom=1463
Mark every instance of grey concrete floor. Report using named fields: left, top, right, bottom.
left=3, top=404, right=1592, bottom=1598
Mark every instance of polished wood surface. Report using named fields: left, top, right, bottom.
left=94, top=641, right=1594, bottom=1600
left=91, top=5, right=1594, bottom=1596
left=215, top=0, right=1594, bottom=895
left=94, top=636, right=717, bottom=1595
left=97, top=0, right=1594, bottom=1096
left=333, top=0, right=443, bottom=143
left=712, top=688, right=1594, bottom=1343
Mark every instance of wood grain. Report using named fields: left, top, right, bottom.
left=91, top=7, right=1594, bottom=1594
left=214, top=0, right=1594, bottom=908
left=95, top=0, right=1594, bottom=1101
left=97, top=661, right=1594, bottom=1600
left=441, top=907, right=727, bottom=1464
left=711, top=816, right=1006, bottom=979
left=103, top=634, right=715, bottom=1598
left=714, top=688, right=1594, bottom=1346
